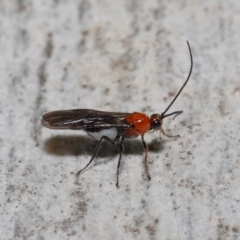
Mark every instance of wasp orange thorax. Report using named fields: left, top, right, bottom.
left=124, top=112, right=151, bottom=137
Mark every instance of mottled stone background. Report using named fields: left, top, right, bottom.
left=1, top=1, right=239, bottom=239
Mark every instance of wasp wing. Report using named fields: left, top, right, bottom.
left=41, top=109, right=132, bottom=130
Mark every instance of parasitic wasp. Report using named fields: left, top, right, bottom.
left=42, top=41, right=193, bottom=188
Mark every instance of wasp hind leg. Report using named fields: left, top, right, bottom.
left=116, top=137, right=125, bottom=188
left=76, top=135, right=117, bottom=176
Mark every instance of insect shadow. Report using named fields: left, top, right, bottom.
left=43, top=135, right=166, bottom=162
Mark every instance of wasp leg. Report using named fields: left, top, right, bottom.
left=76, top=136, right=116, bottom=176
left=161, top=111, right=183, bottom=138
left=160, top=127, right=180, bottom=138
left=116, top=137, right=125, bottom=188
left=141, top=135, right=151, bottom=181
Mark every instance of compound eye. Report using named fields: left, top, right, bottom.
left=150, top=114, right=162, bottom=130
left=152, top=119, right=160, bottom=129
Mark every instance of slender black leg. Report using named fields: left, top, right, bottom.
left=116, top=137, right=124, bottom=188
left=76, top=136, right=116, bottom=176
left=141, top=135, right=151, bottom=181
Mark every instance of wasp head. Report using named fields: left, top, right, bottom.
left=150, top=114, right=163, bottom=131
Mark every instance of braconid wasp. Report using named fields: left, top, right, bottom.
left=42, top=41, right=193, bottom=188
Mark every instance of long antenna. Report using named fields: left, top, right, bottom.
left=161, top=41, right=193, bottom=117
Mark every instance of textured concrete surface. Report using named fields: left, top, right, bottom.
left=1, top=1, right=240, bottom=239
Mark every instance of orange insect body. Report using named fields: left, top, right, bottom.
left=41, top=42, right=193, bottom=188
left=124, top=112, right=151, bottom=138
